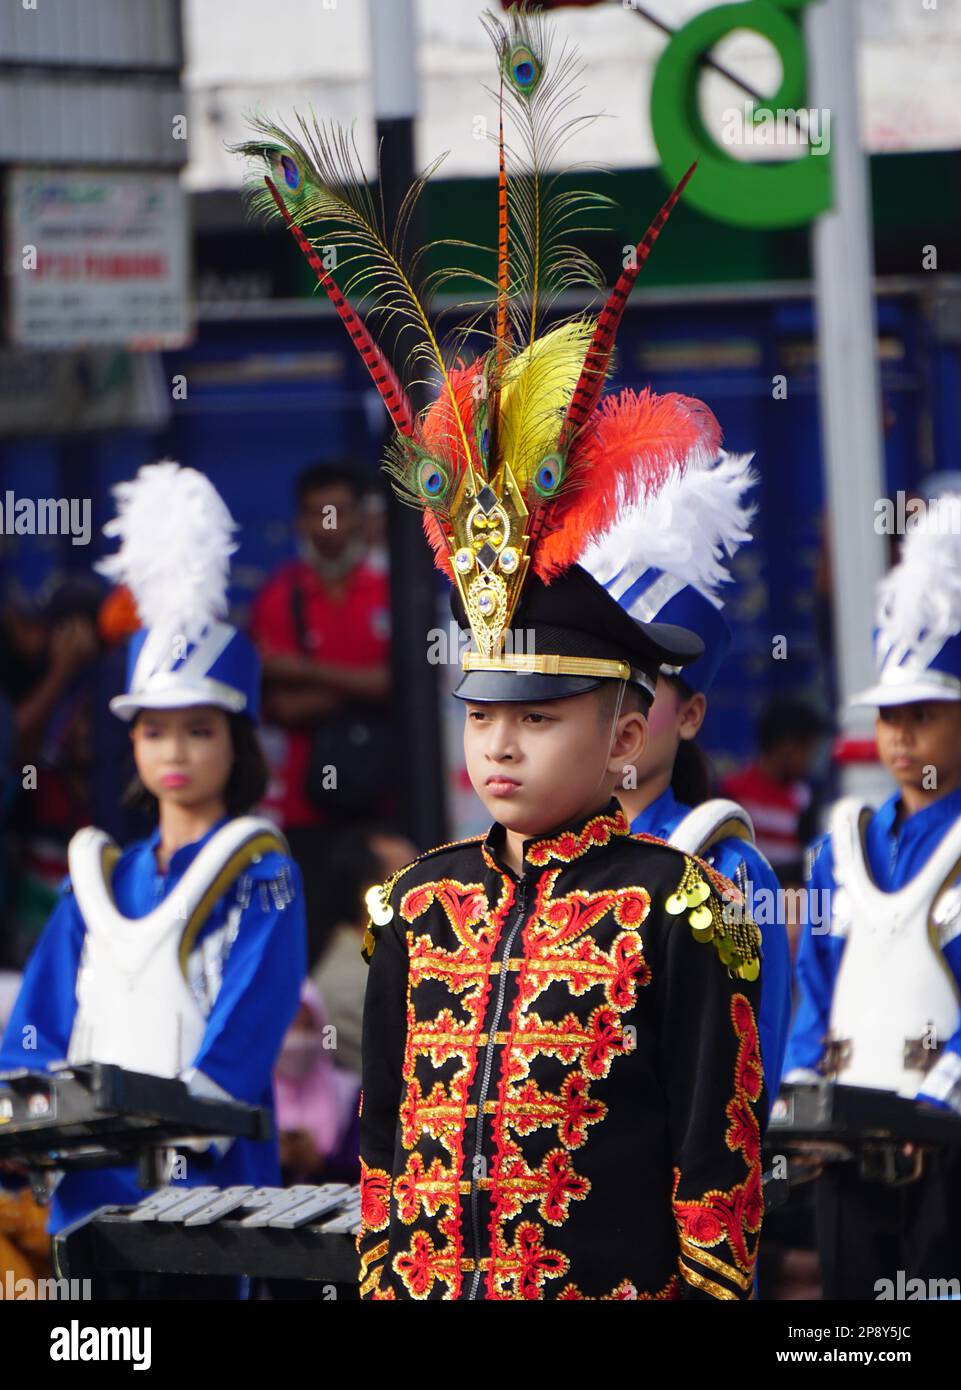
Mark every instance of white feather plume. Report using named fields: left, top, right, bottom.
left=95, top=461, right=238, bottom=649
left=876, top=495, right=961, bottom=654
left=579, top=451, right=757, bottom=608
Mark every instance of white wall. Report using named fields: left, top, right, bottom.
left=182, top=0, right=961, bottom=191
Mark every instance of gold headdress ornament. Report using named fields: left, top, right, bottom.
left=232, top=4, right=722, bottom=670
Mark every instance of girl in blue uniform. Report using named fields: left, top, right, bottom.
left=579, top=452, right=792, bottom=1102
left=0, top=463, right=306, bottom=1239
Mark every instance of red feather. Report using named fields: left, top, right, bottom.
left=264, top=177, right=420, bottom=440
left=422, top=512, right=454, bottom=578
left=532, top=387, right=722, bottom=581
left=559, top=162, right=697, bottom=446
left=419, top=359, right=482, bottom=577
left=421, top=358, right=480, bottom=468
left=495, top=73, right=511, bottom=366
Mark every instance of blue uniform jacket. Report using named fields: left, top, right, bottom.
left=0, top=815, right=306, bottom=1232
left=784, top=786, right=961, bottom=1113
left=631, top=785, right=792, bottom=1106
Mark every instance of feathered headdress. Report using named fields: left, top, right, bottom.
left=580, top=452, right=757, bottom=607
left=95, top=461, right=237, bottom=657
left=876, top=499, right=961, bottom=659
left=231, top=4, right=721, bottom=662
left=579, top=452, right=757, bottom=693
left=95, top=462, right=261, bottom=722
left=851, top=493, right=961, bottom=707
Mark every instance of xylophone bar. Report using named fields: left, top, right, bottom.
left=55, top=1184, right=361, bottom=1285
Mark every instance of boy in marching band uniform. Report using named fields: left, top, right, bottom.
left=236, top=4, right=769, bottom=1299
left=0, top=465, right=305, bottom=1240
left=784, top=498, right=961, bottom=1298
left=357, top=560, right=767, bottom=1300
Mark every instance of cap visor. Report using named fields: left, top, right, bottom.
left=641, top=620, right=704, bottom=666
left=109, top=687, right=245, bottom=721
left=849, top=680, right=961, bottom=708
left=452, top=669, right=604, bottom=703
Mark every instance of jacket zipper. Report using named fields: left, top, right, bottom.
left=466, top=874, right=529, bottom=1301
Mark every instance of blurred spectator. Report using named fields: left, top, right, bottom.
left=250, top=462, right=393, bottom=965
left=268, top=983, right=360, bottom=1301
left=720, top=697, right=831, bottom=885
left=0, top=581, right=101, bottom=964
left=312, top=824, right=417, bottom=1076
left=0, top=584, right=98, bottom=769
left=273, top=980, right=359, bottom=1187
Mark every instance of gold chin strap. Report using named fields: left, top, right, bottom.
left=462, top=651, right=633, bottom=681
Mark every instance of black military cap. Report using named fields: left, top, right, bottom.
left=451, top=563, right=703, bottom=707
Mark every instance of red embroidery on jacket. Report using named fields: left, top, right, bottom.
left=391, top=870, right=515, bottom=1299
left=359, top=1160, right=391, bottom=1233
left=483, top=876, right=651, bottom=1298
left=525, top=809, right=631, bottom=867
left=493, top=1221, right=570, bottom=1299
left=499, top=1072, right=607, bottom=1147
left=557, top=1273, right=682, bottom=1300
left=671, top=992, right=763, bottom=1276
left=393, top=1228, right=461, bottom=1300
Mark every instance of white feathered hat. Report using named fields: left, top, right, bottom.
left=578, top=451, right=757, bottom=693
left=95, top=462, right=261, bottom=722
left=852, top=493, right=961, bottom=707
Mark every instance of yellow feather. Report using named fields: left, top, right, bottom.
left=497, top=321, right=594, bottom=486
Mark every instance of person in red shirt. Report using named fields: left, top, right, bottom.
left=250, top=462, right=391, bottom=963
left=720, top=697, right=830, bottom=885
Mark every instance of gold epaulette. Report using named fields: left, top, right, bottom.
left=665, top=855, right=761, bottom=981
left=361, top=861, right=418, bottom=963
left=358, top=833, right=488, bottom=963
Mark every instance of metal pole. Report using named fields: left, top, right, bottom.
left=805, top=0, right=889, bottom=804
left=367, top=0, right=447, bottom=847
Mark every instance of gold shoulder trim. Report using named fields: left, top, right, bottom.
left=664, top=855, right=761, bottom=981
left=678, top=1257, right=738, bottom=1300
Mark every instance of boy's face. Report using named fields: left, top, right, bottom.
left=875, top=700, right=961, bottom=794
left=463, top=688, right=647, bottom=841
left=131, top=704, right=233, bottom=810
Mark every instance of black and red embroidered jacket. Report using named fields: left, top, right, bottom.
left=357, top=803, right=765, bottom=1300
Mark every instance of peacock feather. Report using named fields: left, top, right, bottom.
left=232, top=3, right=716, bottom=657
left=481, top=5, right=612, bottom=349
left=232, top=112, right=492, bottom=476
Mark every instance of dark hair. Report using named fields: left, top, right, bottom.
left=757, top=697, right=831, bottom=752
left=123, top=710, right=269, bottom=820
left=661, top=673, right=713, bottom=806
left=295, top=461, right=365, bottom=510
left=596, top=678, right=652, bottom=720
left=671, top=738, right=713, bottom=807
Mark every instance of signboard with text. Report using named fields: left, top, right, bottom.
left=6, top=168, right=191, bottom=350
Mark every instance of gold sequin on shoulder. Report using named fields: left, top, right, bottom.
left=665, top=857, right=761, bottom=981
